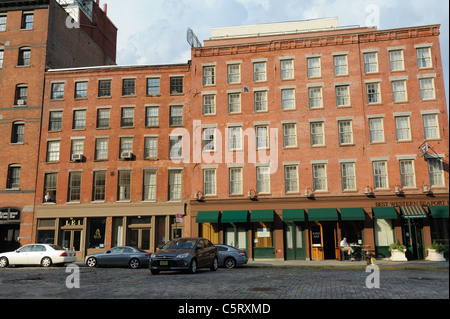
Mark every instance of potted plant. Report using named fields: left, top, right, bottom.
left=426, top=241, right=446, bottom=262
left=389, top=240, right=407, bottom=261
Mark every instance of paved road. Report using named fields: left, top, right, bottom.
left=0, top=265, right=448, bottom=300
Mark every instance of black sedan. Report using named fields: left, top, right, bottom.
left=85, top=246, right=151, bottom=269
left=150, top=237, right=218, bottom=274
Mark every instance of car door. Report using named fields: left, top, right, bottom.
left=99, top=247, right=123, bottom=266
left=28, top=245, right=47, bottom=265
left=203, top=239, right=215, bottom=265
left=10, top=245, right=33, bottom=265
left=196, top=240, right=207, bottom=267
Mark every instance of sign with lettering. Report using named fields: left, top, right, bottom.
left=63, top=219, right=83, bottom=226
left=0, top=208, right=20, bottom=222
left=375, top=200, right=449, bottom=207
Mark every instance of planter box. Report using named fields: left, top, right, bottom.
left=426, top=249, right=446, bottom=262
left=390, top=249, right=407, bottom=262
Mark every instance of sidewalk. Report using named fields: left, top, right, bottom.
left=245, top=258, right=449, bottom=270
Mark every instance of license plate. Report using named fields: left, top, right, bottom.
left=159, top=261, right=168, bottom=266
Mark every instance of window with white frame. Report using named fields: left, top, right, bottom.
left=335, top=85, right=350, bottom=107
left=68, top=172, right=82, bottom=202
left=308, top=87, right=322, bottom=108
left=118, top=171, right=131, bottom=201
left=0, top=14, right=6, bottom=32
left=147, top=78, right=160, bottom=95
left=228, top=126, right=242, bottom=151
left=71, top=139, right=84, bottom=158
left=341, top=162, right=356, bottom=191
left=203, top=94, right=216, bottom=115
left=255, top=125, right=269, bottom=149
left=256, top=166, right=270, bottom=194
left=202, top=128, right=216, bottom=152
left=203, top=66, right=215, bottom=86
left=119, top=137, right=133, bottom=157
left=312, top=164, right=327, bottom=191
left=253, top=62, right=266, bottom=82
left=21, top=11, right=34, bottom=30
left=170, top=106, right=183, bottom=126
left=44, top=173, right=57, bottom=202
left=169, top=135, right=183, bottom=159
left=121, top=107, right=134, bottom=127
left=395, top=116, right=411, bottom=141
left=74, top=81, right=88, bottom=99
left=280, top=59, right=294, bottom=80
left=310, top=122, right=325, bottom=146
left=51, top=83, right=64, bottom=100
left=0, top=50, right=4, bottom=69
left=11, top=122, right=24, bottom=144
left=389, top=50, right=404, bottom=71
left=227, top=64, right=241, bottom=84
left=229, top=167, right=243, bottom=195
left=18, top=47, right=31, bottom=66
left=228, top=93, right=241, bottom=113
left=97, top=108, right=110, bottom=128
left=338, top=120, right=353, bottom=145
left=283, top=123, right=297, bottom=148
left=47, top=141, right=60, bottom=162
left=284, top=165, right=299, bottom=193
left=143, top=170, right=157, bottom=201
left=419, top=78, right=436, bottom=100
left=281, top=89, right=295, bottom=110
left=364, top=52, right=378, bottom=73
left=392, top=80, right=408, bottom=102
left=73, top=110, right=86, bottom=129
left=15, top=84, right=28, bottom=105
left=307, top=57, right=321, bottom=77
left=369, top=118, right=384, bottom=143
left=373, top=161, right=388, bottom=189
left=146, top=106, right=159, bottom=127
left=144, top=137, right=158, bottom=159
left=254, top=91, right=268, bottom=112
left=427, top=158, right=444, bottom=187
left=95, top=138, right=108, bottom=160
left=7, top=165, right=21, bottom=189
left=366, top=82, right=381, bottom=104
left=168, top=170, right=182, bottom=200
left=334, top=55, right=348, bottom=76
left=423, top=114, right=440, bottom=139
left=203, top=169, right=217, bottom=196
left=399, top=160, right=416, bottom=188
left=93, top=171, right=106, bottom=202
left=417, top=47, right=432, bottom=69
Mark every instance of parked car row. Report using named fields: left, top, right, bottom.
left=0, top=238, right=249, bottom=274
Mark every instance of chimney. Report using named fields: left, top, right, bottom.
left=103, top=3, right=107, bottom=15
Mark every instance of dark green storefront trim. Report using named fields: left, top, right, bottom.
left=340, top=208, right=365, bottom=221
left=429, top=206, right=449, bottom=219
left=282, top=209, right=306, bottom=222
left=307, top=208, right=338, bottom=221
left=196, top=211, right=220, bottom=223
left=372, top=207, right=398, bottom=219
left=250, top=210, right=274, bottom=222
left=221, top=210, right=248, bottom=223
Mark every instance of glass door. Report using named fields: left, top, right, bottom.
left=285, top=223, right=305, bottom=260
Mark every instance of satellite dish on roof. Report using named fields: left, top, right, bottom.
left=187, top=28, right=202, bottom=48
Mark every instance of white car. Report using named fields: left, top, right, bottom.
left=0, top=244, right=76, bottom=268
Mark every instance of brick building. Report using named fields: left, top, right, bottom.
left=0, top=0, right=116, bottom=252
left=188, top=19, right=449, bottom=261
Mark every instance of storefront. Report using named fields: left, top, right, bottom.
left=0, top=208, right=21, bottom=252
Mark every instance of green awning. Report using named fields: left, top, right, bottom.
left=282, top=209, right=306, bottom=222
left=400, top=206, right=427, bottom=219
left=429, top=206, right=449, bottom=219
left=196, top=211, right=220, bottom=223
left=250, top=210, right=274, bottom=222
left=372, top=207, right=398, bottom=219
left=307, top=208, right=338, bottom=221
left=340, top=208, right=366, bottom=221
left=221, top=210, right=248, bottom=223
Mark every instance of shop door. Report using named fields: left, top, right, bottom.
left=310, top=222, right=338, bottom=261
left=129, top=228, right=151, bottom=251
left=402, top=219, right=425, bottom=260
left=61, top=230, right=82, bottom=259
left=285, top=224, right=305, bottom=260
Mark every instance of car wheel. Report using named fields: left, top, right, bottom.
left=189, top=259, right=197, bottom=274
left=151, top=269, right=160, bottom=275
left=129, top=258, right=140, bottom=269
left=0, top=257, right=9, bottom=268
left=86, top=257, right=97, bottom=268
left=210, top=257, right=218, bottom=271
left=224, top=257, right=236, bottom=269
left=41, top=257, right=52, bottom=267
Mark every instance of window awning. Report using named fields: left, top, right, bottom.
left=307, top=208, right=338, bottom=221
left=221, top=210, right=248, bottom=223
left=196, top=211, right=220, bottom=223
left=372, top=207, right=398, bottom=219
left=282, top=209, right=306, bottom=222
left=340, top=208, right=366, bottom=221
left=250, top=210, right=274, bottom=222
left=400, top=206, right=427, bottom=219
left=429, top=206, right=449, bottom=219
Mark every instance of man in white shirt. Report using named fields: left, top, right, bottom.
left=340, top=237, right=354, bottom=256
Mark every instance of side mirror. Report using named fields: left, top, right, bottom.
left=106, top=250, right=111, bottom=254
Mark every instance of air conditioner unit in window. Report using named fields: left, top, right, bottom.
left=17, top=99, right=26, bottom=106
left=71, top=153, right=83, bottom=162
left=121, top=151, right=132, bottom=159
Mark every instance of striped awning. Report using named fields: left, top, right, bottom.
left=400, top=206, right=427, bottom=219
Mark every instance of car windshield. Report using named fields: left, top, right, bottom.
left=163, top=238, right=196, bottom=249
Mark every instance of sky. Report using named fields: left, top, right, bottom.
left=105, top=0, right=449, bottom=110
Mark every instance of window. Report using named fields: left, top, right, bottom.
left=15, top=84, right=28, bottom=106
left=7, top=165, right=21, bottom=189
left=369, top=118, right=384, bottom=143
left=399, top=160, right=416, bottom=188
left=118, top=171, right=131, bottom=201
left=310, top=122, right=324, bottom=146
left=146, top=106, right=159, bottom=127
left=283, top=123, right=297, bottom=148
left=169, top=135, right=183, bottom=159
left=97, top=109, right=110, bottom=129
left=70, top=139, right=84, bottom=159
left=366, top=82, right=381, bottom=104
left=427, top=158, right=444, bottom=187
left=122, top=79, right=135, bottom=96
left=143, top=170, right=157, bottom=201
left=49, top=111, right=62, bottom=131
left=18, top=48, right=31, bottom=66
left=170, top=106, right=183, bottom=126
left=73, top=110, right=86, bottom=130
left=44, top=173, right=57, bottom=203
left=47, top=141, right=60, bottom=162
left=256, top=166, right=270, bottom=194
left=170, top=77, right=183, bottom=94
left=92, top=171, right=106, bottom=202
left=229, top=168, right=243, bottom=195
left=284, top=166, right=299, bottom=193
left=203, top=66, right=215, bottom=86
left=281, top=89, right=295, bottom=110
left=51, top=83, right=65, bottom=100
left=228, top=93, right=241, bottom=113
left=203, top=95, right=216, bottom=115
left=280, top=59, right=294, bottom=80
left=373, top=161, right=388, bottom=189
left=312, top=164, right=327, bottom=191
left=119, top=137, right=133, bottom=158
left=341, top=163, right=356, bottom=191
left=0, top=14, right=6, bottom=32
left=389, top=50, right=404, bottom=71
left=423, top=114, right=440, bottom=139
left=74, top=82, right=88, bottom=99
left=255, top=125, right=268, bottom=149
left=364, top=52, right=378, bottom=73
left=11, top=122, right=24, bottom=144
left=21, top=12, right=34, bottom=30
left=334, top=55, right=348, bottom=75
left=338, top=120, right=353, bottom=145
left=147, top=78, right=160, bottom=95
left=417, top=47, right=432, bottom=69
left=308, top=87, right=322, bottom=108
left=95, top=138, right=108, bottom=160
left=144, top=137, right=158, bottom=159
left=203, top=169, right=217, bottom=196
left=254, top=91, right=268, bottom=112
left=169, top=170, right=182, bottom=200
left=228, top=126, right=242, bottom=151
left=68, top=172, right=81, bottom=202
left=98, top=80, right=111, bottom=97
left=227, top=64, right=241, bottom=84
left=253, top=62, right=266, bottom=82
left=307, top=57, right=321, bottom=77
left=419, top=78, right=436, bottom=100
left=392, top=80, right=407, bottom=102
left=335, top=85, right=350, bottom=107
left=395, top=116, right=411, bottom=141
left=202, top=128, right=216, bottom=152
left=0, top=50, right=4, bottom=68
left=121, top=107, right=134, bottom=127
